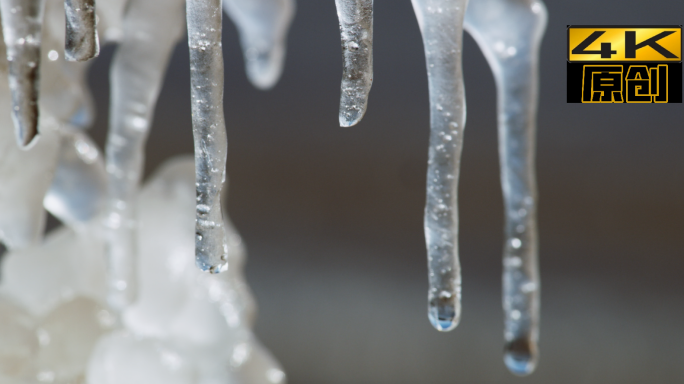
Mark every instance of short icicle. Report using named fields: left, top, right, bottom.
left=334, top=0, right=373, bottom=127
left=411, top=0, right=469, bottom=332
left=223, top=0, right=295, bottom=90
left=104, top=0, right=186, bottom=312
left=0, top=0, right=47, bottom=147
left=464, top=0, right=547, bottom=375
left=186, top=0, right=230, bottom=273
left=64, top=0, right=99, bottom=61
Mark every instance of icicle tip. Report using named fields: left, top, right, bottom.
left=504, top=337, right=538, bottom=376
left=338, top=107, right=366, bottom=127
left=427, top=292, right=460, bottom=332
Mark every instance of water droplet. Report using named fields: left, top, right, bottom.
left=428, top=291, right=459, bottom=331
left=504, top=338, right=537, bottom=376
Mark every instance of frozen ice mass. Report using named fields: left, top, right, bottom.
left=0, top=0, right=547, bottom=381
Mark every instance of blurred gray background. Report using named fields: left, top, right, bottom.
left=83, top=0, right=684, bottom=383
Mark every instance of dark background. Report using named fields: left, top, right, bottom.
left=85, top=0, right=683, bottom=383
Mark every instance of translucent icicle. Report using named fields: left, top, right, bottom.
left=411, top=0, right=469, bottom=332
left=186, top=0, right=229, bottom=273
left=64, top=0, right=99, bottom=62
left=103, top=0, right=186, bottom=312
left=44, top=129, right=106, bottom=229
left=0, top=0, right=47, bottom=147
left=223, top=0, right=295, bottom=90
left=464, top=0, right=547, bottom=375
left=334, top=0, right=373, bottom=127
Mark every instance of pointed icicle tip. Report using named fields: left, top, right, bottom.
left=14, top=118, right=39, bottom=148
left=338, top=108, right=364, bottom=127
left=223, top=0, right=295, bottom=90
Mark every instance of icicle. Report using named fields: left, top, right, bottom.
left=223, top=0, right=295, bottom=90
left=64, top=0, right=99, bottom=62
left=103, top=0, right=186, bottom=312
left=0, top=0, right=47, bottom=147
left=464, top=0, right=547, bottom=375
left=412, top=0, right=469, bottom=332
left=186, top=0, right=229, bottom=273
left=334, top=0, right=373, bottom=127
left=44, top=129, right=106, bottom=229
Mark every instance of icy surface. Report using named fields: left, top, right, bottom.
left=64, top=0, right=99, bottom=62
left=412, top=0, right=469, bottom=333
left=0, top=157, right=285, bottom=384
left=0, top=0, right=548, bottom=377
left=45, top=128, right=106, bottom=229
left=223, top=0, right=294, bottom=89
left=0, top=0, right=48, bottom=147
left=186, top=0, right=230, bottom=273
left=104, top=0, right=185, bottom=313
left=0, top=0, right=99, bottom=250
left=465, top=0, right=547, bottom=375
left=334, top=0, right=373, bottom=127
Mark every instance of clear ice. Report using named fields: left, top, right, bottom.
left=0, top=0, right=288, bottom=381
left=411, top=0, right=547, bottom=372
left=104, top=0, right=185, bottom=312
left=45, top=128, right=107, bottom=229
left=412, top=0, right=469, bottom=333
left=186, top=0, right=230, bottom=274
left=64, top=0, right=99, bottom=62
left=0, top=0, right=47, bottom=147
left=0, top=0, right=549, bottom=378
left=223, top=0, right=295, bottom=90
left=334, top=0, right=373, bottom=127
left=465, top=0, right=547, bottom=375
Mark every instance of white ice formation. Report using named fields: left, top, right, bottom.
left=0, top=0, right=289, bottom=383
left=0, top=0, right=547, bottom=379
left=1, top=157, right=285, bottom=384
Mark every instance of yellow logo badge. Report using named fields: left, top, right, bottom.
left=568, top=26, right=681, bottom=61
left=567, top=26, right=681, bottom=104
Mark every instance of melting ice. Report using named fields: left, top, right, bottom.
left=0, top=0, right=548, bottom=379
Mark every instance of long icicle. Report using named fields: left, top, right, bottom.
left=0, top=0, right=47, bottom=147
left=64, top=0, right=99, bottom=61
left=104, top=0, right=185, bottom=312
left=334, top=0, right=373, bottom=127
left=412, top=0, right=469, bottom=332
left=223, top=0, right=295, bottom=90
left=186, top=0, right=229, bottom=273
left=464, top=0, right=547, bottom=375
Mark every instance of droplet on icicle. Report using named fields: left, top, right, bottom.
left=411, top=0, right=468, bottom=333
